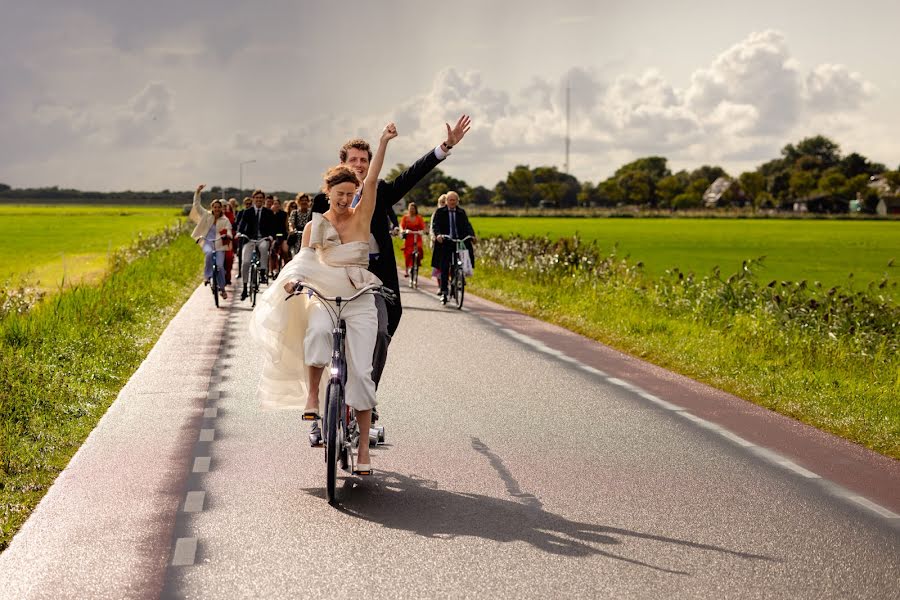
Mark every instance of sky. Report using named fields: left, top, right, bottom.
left=1, top=0, right=898, bottom=192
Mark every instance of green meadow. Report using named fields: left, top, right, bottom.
left=0, top=204, right=184, bottom=289
left=470, top=217, right=900, bottom=300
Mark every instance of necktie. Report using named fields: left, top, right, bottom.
left=449, top=210, right=457, bottom=238
left=350, top=187, right=362, bottom=208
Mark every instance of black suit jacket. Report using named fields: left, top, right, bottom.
left=313, top=147, right=443, bottom=336
left=237, top=207, right=278, bottom=239
left=430, top=206, right=475, bottom=268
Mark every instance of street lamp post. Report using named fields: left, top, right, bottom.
left=239, top=159, right=257, bottom=198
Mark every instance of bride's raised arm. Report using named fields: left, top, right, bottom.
left=355, top=122, right=398, bottom=221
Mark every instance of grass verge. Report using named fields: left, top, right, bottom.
left=0, top=227, right=199, bottom=551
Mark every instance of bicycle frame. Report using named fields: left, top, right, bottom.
left=402, top=230, right=426, bottom=288
left=237, top=234, right=268, bottom=306
left=440, top=235, right=473, bottom=309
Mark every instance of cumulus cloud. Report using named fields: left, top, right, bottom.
left=356, top=29, right=877, bottom=182
left=805, top=64, right=874, bottom=112
left=685, top=30, right=803, bottom=135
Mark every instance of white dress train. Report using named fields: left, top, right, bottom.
left=249, top=213, right=382, bottom=411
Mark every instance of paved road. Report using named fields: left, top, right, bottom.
left=1, top=279, right=898, bottom=599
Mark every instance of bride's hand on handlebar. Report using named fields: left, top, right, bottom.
left=283, top=280, right=302, bottom=294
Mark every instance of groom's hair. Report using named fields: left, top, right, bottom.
left=323, top=165, right=360, bottom=191
left=339, top=138, right=372, bottom=162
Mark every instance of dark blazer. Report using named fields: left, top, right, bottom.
left=271, top=210, right=288, bottom=238
left=430, top=205, right=475, bottom=268
left=313, top=147, right=443, bottom=336
left=237, top=206, right=278, bottom=239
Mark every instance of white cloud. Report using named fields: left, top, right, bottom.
left=805, top=64, right=874, bottom=112
left=685, top=30, right=802, bottom=135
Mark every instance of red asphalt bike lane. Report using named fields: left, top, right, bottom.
left=412, top=270, right=899, bottom=516
left=0, top=285, right=231, bottom=600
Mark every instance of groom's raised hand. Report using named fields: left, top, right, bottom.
left=444, top=114, right=472, bottom=148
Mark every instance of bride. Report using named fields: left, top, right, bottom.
left=250, top=122, right=398, bottom=474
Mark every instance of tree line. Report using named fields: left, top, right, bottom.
left=384, top=135, right=899, bottom=213
left=1, top=134, right=897, bottom=212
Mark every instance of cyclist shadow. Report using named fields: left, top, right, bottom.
left=302, top=441, right=774, bottom=575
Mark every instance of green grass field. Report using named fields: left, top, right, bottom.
left=1, top=204, right=185, bottom=288
left=470, top=218, right=900, bottom=299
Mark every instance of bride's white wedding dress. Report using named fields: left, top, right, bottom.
left=249, top=213, right=381, bottom=411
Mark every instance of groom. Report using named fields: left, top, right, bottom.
left=312, top=114, right=472, bottom=387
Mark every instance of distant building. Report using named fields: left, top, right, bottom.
left=702, top=177, right=745, bottom=208
left=868, top=175, right=900, bottom=215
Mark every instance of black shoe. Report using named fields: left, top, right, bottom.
left=309, top=421, right=323, bottom=447
left=240, top=286, right=248, bottom=301
left=260, top=272, right=269, bottom=285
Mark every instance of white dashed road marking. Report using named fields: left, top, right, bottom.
left=171, top=537, right=198, bottom=566
left=457, top=297, right=898, bottom=523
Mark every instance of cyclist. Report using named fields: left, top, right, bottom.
left=250, top=122, right=398, bottom=474
left=190, top=184, right=232, bottom=299
left=399, top=201, right=426, bottom=278
left=238, top=189, right=276, bottom=301
left=234, top=197, right=253, bottom=278
left=310, top=114, right=472, bottom=387
left=431, top=190, right=476, bottom=303
left=269, top=197, right=290, bottom=278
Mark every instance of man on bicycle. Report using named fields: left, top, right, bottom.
left=239, top=189, right=276, bottom=301
left=302, top=116, right=471, bottom=447
left=311, top=115, right=472, bottom=385
left=431, top=190, right=476, bottom=303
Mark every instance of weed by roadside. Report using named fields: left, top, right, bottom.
left=0, top=225, right=198, bottom=551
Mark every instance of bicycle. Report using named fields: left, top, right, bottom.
left=286, top=282, right=394, bottom=505
left=237, top=234, right=267, bottom=308
left=400, top=229, right=427, bottom=289
left=439, top=235, right=473, bottom=310
left=202, top=235, right=229, bottom=308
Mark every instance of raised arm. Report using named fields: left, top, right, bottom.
left=381, top=114, right=472, bottom=203
left=355, top=122, right=398, bottom=223
left=190, top=183, right=208, bottom=224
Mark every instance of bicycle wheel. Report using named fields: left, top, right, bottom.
left=212, top=265, right=219, bottom=308
left=449, top=268, right=458, bottom=303
left=325, top=383, right=341, bottom=505
left=250, top=266, right=258, bottom=307
left=410, top=261, right=418, bottom=289
left=455, top=267, right=465, bottom=310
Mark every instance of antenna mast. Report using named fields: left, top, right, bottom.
left=565, top=78, right=571, bottom=174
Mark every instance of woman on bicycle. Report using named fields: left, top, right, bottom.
left=190, top=184, right=232, bottom=299
left=222, top=200, right=236, bottom=285
left=399, top=201, right=425, bottom=278
left=269, top=198, right=290, bottom=278
left=250, top=122, right=398, bottom=474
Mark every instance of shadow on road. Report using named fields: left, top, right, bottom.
left=303, top=439, right=775, bottom=575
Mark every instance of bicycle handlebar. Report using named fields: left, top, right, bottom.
left=284, top=282, right=396, bottom=305
left=401, top=230, right=428, bottom=236
left=437, top=235, right=475, bottom=242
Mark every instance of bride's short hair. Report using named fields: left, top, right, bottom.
left=323, top=165, right=359, bottom=191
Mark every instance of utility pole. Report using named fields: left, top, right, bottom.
left=564, top=78, right=571, bottom=174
